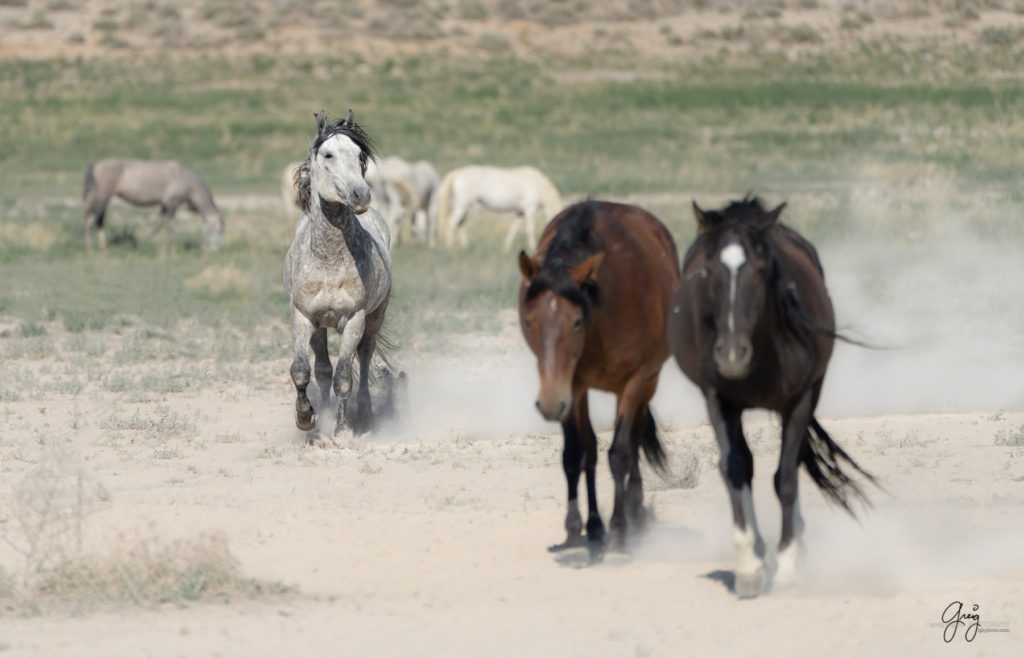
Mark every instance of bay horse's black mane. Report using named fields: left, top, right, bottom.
left=687, top=196, right=846, bottom=344
left=524, top=201, right=601, bottom=312
left=295, top=112, right=377, bottom=214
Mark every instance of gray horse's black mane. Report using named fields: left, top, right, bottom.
left=295, top=110, right=377, bottom=214
left=525, top=201, right=600, bottom=311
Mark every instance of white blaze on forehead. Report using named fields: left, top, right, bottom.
left=720, top=241, right=746, bottom=333
left=549, top=297, right=558, bottom=312
left=720, top=242, right=747, bottom=271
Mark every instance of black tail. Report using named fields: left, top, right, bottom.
left=83, top=164, right=96, bottom=200
left=801, top=417, right=878, bottom=516
left=639, top=407, right=667, bottom=474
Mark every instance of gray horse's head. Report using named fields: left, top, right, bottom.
left=297, top=109, right=377, bottom=215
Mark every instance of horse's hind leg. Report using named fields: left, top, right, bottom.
left=608, top=376, right=657, bottom=551
left=289, top=308, right=316, bottom=433
left=84, top=200, right=107, bottom=251
left=351, top=331, right=376, bottom=435
left=773, top=385, right=817, bottom=587
left=625, top=407, right=658, bottom=531
left=706, top=390, right=766, bottom=598
left=310, top=328, right=333, bottom=407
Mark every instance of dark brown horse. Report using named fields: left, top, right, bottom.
left=518, top=200, right=680, bottom=553
left=667, top=196, right=875, bottom=597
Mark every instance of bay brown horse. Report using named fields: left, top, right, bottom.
left=667, top=196, right=875, bottom=597
left=518, top=200, right=680, bottom=553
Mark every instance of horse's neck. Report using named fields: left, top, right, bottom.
left=308, top=197, right=363, bottom=259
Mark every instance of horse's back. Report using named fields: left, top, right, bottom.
left=541, top=201, right=680, bottom=388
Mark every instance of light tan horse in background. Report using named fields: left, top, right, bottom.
left=83, top=158, right=224, bottom=252
left=365, top=156, right=439, bottom=247
left=430, top=165, right=561, bottom=251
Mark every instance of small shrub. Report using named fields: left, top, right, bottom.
left=457, top=0, right=488, bottom=19
left=980, top=26, right=1023, bottom=45
left=17, top=321, right=47, bottom=338
left=995, top=425, right=1024, bottom=446
left=785, top=24, right=822, bottom=43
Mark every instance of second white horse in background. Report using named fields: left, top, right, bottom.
left=365, top=156, right=439, bottom=247
left=430, top=165, right=562, bottom=251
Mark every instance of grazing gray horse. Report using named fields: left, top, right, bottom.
left=82, top=158, right=224, bottom=252
left=283, top=110, right=393, bottom=438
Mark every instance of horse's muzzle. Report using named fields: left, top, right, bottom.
left=713, top=335, right=752, bottom=380
left=535, top=397, right=570, bottom=423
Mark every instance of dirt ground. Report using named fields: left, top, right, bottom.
left=0, top=302, right=1021, bottom=656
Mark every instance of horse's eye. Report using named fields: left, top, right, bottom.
left=324, top=153, right=333, bottom=160
left=572, top=317, right=583, bottom=331
left=702, top=314, right=715, bottom=330
left=523, top=318, right=532, bottom=330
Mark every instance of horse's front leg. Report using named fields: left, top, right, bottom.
left=289, top=308, right=316, bottom=432
left=549, top=404, right=585, bottom=553
left=332, top=309, right=366, bottom=436
left=773, top=384, right=818, bottom=588
left=706, top=389, right=767, bottom=598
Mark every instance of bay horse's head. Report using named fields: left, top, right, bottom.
left=298, top=109, right=376, bottom=214
left=518, top=251, right=603, bottom=421
left=690, top=197, right=786, bottom=380
left=517, top=209, right=603, bottom=422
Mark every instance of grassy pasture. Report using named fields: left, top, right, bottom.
left=2, top=47, right=1024, bottom=349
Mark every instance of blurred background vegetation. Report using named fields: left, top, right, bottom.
left=1, top=0, right=1023, bottom=347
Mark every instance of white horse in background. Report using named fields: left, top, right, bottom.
left=364, top=156, right=440, bottom=247
left=430, top=165, right=561, bottom=251
left=283, top=110, right=392, bottom=438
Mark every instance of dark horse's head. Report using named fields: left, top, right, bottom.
left=688, top=197, right=787, bottom=380
left=518, top=202, right=603, bottom=422
left=295, top=109, right=377, bottom=215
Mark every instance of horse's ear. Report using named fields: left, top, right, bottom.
left=345, top=108, right=355, bottom=125
left=569, top=252, right=603, bottom=285
left=314, top=110, right=328, bottom=136
left=518, top=251, right=539, bottom=282
left=766, top=202, right=787, bottom=224
left=692, top=201, right=710, bottom=233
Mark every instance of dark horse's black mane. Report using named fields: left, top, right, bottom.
left=524, top=201, right=601, bottom=312
left=295, top=113, right=377, bottom=214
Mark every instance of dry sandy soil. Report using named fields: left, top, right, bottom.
left=0, top=297, right=1022, bottom=656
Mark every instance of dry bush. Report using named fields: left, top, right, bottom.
left=184, top=264, right=253, bottom=299
left=0, top=448, right=289, bottom=615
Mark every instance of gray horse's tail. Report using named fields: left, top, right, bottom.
left=83, top=163, right=97, bottom=200
left=801, top=417, right=879, bottom=516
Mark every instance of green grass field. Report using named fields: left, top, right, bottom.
left=2, top=47, right=1023, bottom=351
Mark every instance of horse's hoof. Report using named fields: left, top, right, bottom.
left=547, top=534, right=585, bottom=553
left=734, top=568, right=768, bottom=599
left=296, top=412, right=316, bottom=432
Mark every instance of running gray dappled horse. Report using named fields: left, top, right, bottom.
left=283, top=110, right=393, bottom=438
left=82, top=159, right=224, bottom=252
